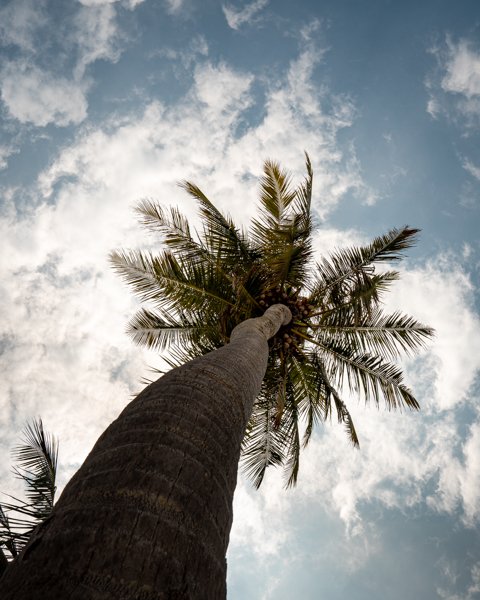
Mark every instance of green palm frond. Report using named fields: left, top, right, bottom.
left=300, top=334, right=419, bottom=411
left=134, top=200, right=201, bottom=258
left=126, top=308, right=221, bottom=352
left=178, top=181, right=256, bottom=266
left=112, top=154, right=434, bottom=489
left=281, top=377, right=301, bottom=488
left=309, top=309, right=434, bottom=361
left=0, top=418, right=58, bottom=566
left=308, top=226, right=419, bottom=306
left=250, top=156, right=315, bottom=290
left=110, top=249, right=235, bottom=313
left=241, top=392, right=287, bottom=490
left=252, top=159, right=297, bottom=232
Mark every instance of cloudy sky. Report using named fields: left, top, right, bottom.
left=1, top=0, right=480, bottom=597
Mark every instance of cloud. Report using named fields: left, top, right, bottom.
left=222, top=0, right=268, bottom=30
left=164, top=0, right=185, bottom=14
left=441, top=40, right=480, bottom=98
left=77, top=0, right=146, bottom=6
left=463, top=158, right=480, bottom=181
left=0, top=0, right=47, bottom=52
left=427, top=37, right=480, bottom=125
left=73, top=3, right=123, bottom=77
left=0, top=1, right=128, bottom=128
left=0, top=65, right=89, bottom=127
left=151, top=34, right=209, bottom=68
left=437, top=561, right=480, bottom=600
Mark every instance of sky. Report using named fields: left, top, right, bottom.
left=0, top=0, right=480, bottom=598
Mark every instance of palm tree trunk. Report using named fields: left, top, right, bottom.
left=0, top=304, right=291, bottom=600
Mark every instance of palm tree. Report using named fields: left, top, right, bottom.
left=0, top=418, right=58, bottom=578
left=0, top=155, right=433, bottom=599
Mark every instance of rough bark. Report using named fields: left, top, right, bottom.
left=0, top=304, right=291, bottom=600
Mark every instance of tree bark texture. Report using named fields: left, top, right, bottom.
left=0, top=304, right=291, bottom=600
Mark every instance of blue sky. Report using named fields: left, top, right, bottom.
left=1, top=0, right=480, bottom=598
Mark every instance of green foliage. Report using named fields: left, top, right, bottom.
left=0, top=418, right=58, bottom=574
left=111, top=153, right=434, bottom=488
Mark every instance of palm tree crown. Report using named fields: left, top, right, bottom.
left=110, top=154, right=434, bottom=488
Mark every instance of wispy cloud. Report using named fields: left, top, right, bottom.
left=164, top=0, right=185, bottom=15
left=222, top=0, right=268, bottom=30
left=0, top=1, right=129, bottom=128
left=427, top=37, right=480, bottom=126
left=463, top=158, right=480, bottom=181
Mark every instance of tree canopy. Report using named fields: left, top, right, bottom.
left=110, top=154, right=434, bottom=488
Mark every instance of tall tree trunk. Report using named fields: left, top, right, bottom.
left=0, top=304, right=291, bottom=600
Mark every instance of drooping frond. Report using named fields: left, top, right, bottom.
left=281, top=377, right=301, bottom=488
left=303, top=336, right=420, bottom=411
left=0, top=418, right=58, bottom=563
left=306, top=352, right=359, bottom=447
left=241, top=387, right=287, bottom=489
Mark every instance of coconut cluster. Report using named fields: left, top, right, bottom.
left=257, top=288, right=315, bottom=354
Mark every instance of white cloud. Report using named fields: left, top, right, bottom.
left=463, top=158, right=480, bottom=181
left=0, top=65, right=88, bottom=127
left=428, top=38, right=480, bottom=124
left=193, top=62, right=253, bottom=113
left=164, top=0, right=185, bottom=14
left=222, top=0, right=268, bottom=30
left=152, top=34, right=209, bottom=68
left=73, top=3, right=123, bottom=78
left=437, top=561, right=480, bottom=600
left=0, top=0, right=129, bottom=128
left=441, top=40, right=480, bottom=98
left=77, top=0, right=146, bottom=6
left=0, top=0, right=47, bottom=52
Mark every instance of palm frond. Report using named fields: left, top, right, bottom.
left=135, top=199, right=202, bottom=259
left=301, top=335, right=419, bottom=411
left=281, top=377, right=301, bottom=488
left=310, top=271, right=401, bottom=325
left=309, top=226, right=420, bottom=305
left=309, top=309, right=434, bottom=361
left=241, top=393, right=286, bottom=489
left=11, top=418, right=58, bottom=513
left=0, top=418, right=58, bottom=563
left=109, top=249, right=235, bottom=312
left=126, top=308, right=221, bottom=352
left=252, top=159, right=297, bottom=231
left=250, top=156, right=314, bottom=290
left=178, top=181, right=256, bottom=266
